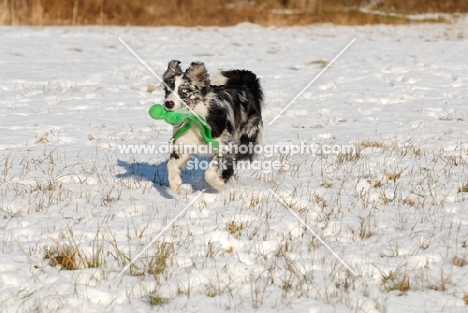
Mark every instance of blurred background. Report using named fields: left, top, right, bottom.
left=1, top=0, right=467, bottom=26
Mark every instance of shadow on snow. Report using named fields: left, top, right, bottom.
left=116, top=157, right=212, bottom=199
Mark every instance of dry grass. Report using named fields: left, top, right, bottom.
left=458, top=183, right=468, bottom=193
left=3, top=132, right=468, bottom=310
left=226, top=220, right=244, bottom=238
left=370, top=0, right=468, bottom=14
left=44, top=243, right=80, bottom=270
left=0, top=0, right=467, bottom=27
left=43, top=227, right=106, bottom=271
left=381, top=270, right=411, bottom=292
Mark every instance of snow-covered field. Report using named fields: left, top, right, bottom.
left=1, top=21, right=468, bottom=312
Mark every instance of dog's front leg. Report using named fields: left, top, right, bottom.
left=167, top=151, right=190, bottom=192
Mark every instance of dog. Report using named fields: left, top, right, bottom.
left=161, top=60, right=263, bottom=192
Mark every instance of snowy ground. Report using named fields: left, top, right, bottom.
left=1, top=21, right=468, bottom=312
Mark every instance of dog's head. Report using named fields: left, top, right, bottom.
left=162, top=60, right=210, bottom=111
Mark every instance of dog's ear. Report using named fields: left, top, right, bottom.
left=163, top=60, right=182, bottom=80
left=185, top=62, right=209, bottom=86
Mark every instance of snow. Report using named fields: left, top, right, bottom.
left=1, top=21, right=468, bottom=312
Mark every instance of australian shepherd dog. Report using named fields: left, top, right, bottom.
left=161, top=60, right=263, bottom=192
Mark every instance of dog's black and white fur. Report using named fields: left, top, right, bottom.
left=162, top=60, right=263, bottom=192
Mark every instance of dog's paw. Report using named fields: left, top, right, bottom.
left=169, top=175, right=183, bottom=192
left=179, top=184, right=193, bottom=194
left=209, top=181, right=224, bottom=191
left=205, top=169, right=225, bottom=191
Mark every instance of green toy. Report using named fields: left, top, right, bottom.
left=148, top=104, right=219, bottom=148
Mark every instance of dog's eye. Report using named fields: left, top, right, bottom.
left=181, top=88, right=188, bottom=93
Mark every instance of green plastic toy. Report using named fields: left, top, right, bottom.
left=148, top=104, right=219, bottom=148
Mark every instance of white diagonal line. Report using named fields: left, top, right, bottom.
left=118, top=37, right=208, bottom=127
left=268, top=189, right=357, bottom=277
left=268, top=38, right=356, bottom=125
left=116, top=189, right=205, bottom=277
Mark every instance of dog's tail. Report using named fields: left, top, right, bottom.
left=216, top=70, right=264, bottom=108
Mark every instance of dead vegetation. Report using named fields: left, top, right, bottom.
left=0, top=0, right=467, bottom=27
